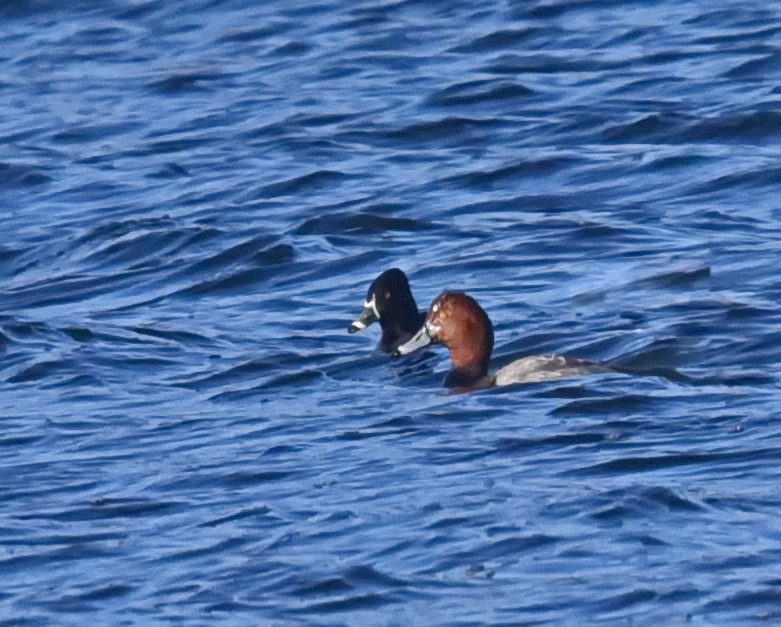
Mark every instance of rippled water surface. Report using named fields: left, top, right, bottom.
left=2, top=0, right=781, bottom=623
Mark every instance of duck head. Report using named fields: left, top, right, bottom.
left=348, top=268, right=422, bottom=352
left=395, top=291, right=494, bottom=386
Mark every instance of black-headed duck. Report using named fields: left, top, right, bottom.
left=348, top=268, right=426, bottom=353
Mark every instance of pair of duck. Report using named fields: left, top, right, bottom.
left=349, top=268, right=607, bottom=389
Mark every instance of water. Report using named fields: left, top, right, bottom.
left=1, top=0, right=780, bottom=623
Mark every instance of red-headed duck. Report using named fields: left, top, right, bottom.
left=348, top=268, right=426, bottom=353
left=394, top=291, right=609, bottom=388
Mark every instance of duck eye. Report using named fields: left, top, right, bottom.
left=384, top=291, right=391, bottom=299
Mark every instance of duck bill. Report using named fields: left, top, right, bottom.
left=394, top=324, right=432, bottom=356
left=348, top=305, right=378, bottom=333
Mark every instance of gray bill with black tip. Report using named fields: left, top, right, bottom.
left=394, top=324, right=432, bottom=355
left=348, top=298, right=379, bottom=333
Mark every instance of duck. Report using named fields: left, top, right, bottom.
left=394, top=291, right=609, bottom=388
left=348, top=268, right=427, bottom=353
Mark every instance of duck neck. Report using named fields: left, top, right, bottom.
left=443, top=328, right=493, bottom=387
left=380, top=293, right=420, bottom=335
left=444, top=364, right=490, bottom=388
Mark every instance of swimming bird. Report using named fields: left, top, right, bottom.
left=348, top=268, right=426, bottom=353
left=394, top=291, right=608, bottom=388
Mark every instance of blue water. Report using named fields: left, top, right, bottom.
left=2, top=0, right=781, bottom=623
